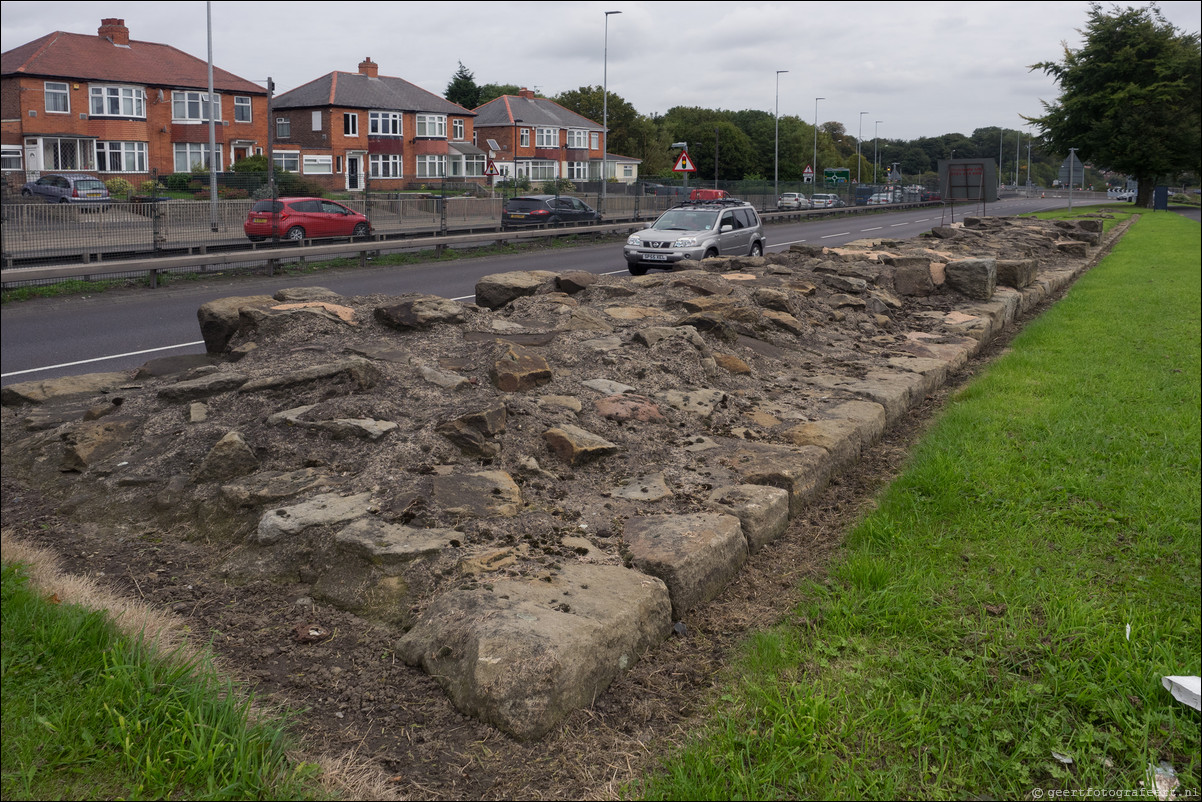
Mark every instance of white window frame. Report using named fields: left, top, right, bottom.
left=592, top=132, right=601, bottom=150
left=97, top=141, right=148, bottom=173
left=234, top=96, right=252, bottom=123
left=567, top=161, right=588, bottom=180
left=463, top=154, right=485, bottom=177
left=536, top=127, right=559, bottom=148
left=369, top=111, right=402, bottom=136
left=343, top=113, right=358, bottom=137
left=303, top=155, right=333, bottom=174
left=416, top=114, right=447, bottom=138
left=273, top=151, right=300, bottom=172
left=171, top=90, right=218, bottom=122
left=369, top=154, right=402, bottom=178
left=416, top=154, right=446, bottom=177
left=276, top=117, right=291, bottom=138
left=45, top=82, right=70, bottom=114
left=92, top=85, right=147, bottom=118
left=528, top=159, right=557, bottom=180
left=41, top=137, right=96, bottom=171
left=173, top=142, right=222, bottom=172
left=2, top=145, right=24, bottom=171
left=311, top=111, right=322, bottom=131
left=566, top=129, right=588, bottom=149
left=452, top=118, right=465, bottom=141
left=520, top=128, right=530, bottom=148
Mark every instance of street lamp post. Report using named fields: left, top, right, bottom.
left=873, top=120, right=881, bottom=183
left=775, top=70, right=788, bottom=200
left=857, top=111, right=868, bottom=185
left=813, top=97, right=824, bottom=193
left=601, top=10, right=621, bottom=217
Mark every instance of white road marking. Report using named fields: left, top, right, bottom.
left=1, top=341, right=207, bottom=379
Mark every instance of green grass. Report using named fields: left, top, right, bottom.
left=636, top=210, right=1201, bottom=800
left=0, top=562, right=324, bottom=800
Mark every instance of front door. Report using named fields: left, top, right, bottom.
left=347, top=155, right=362, bottom=191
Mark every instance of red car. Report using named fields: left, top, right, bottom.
left=243, top=197, right=372, bottom=242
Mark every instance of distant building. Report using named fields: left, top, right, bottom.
left=1, top=18, right=269, bottom=188
left=475, top=88, right=640, bottom=186
left=271, top=58, right=482, bottom=192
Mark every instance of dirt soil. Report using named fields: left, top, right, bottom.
left=0, top=287, right=1055, bottom=801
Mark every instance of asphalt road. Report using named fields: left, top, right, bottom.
left=0, top=197, right=1109, bottom=387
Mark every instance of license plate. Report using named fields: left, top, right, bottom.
left=510, top=213, right=527, bottom=218
left=644, top=254, right=668, bottom=261
left=253, top=217, right=268, bottom=223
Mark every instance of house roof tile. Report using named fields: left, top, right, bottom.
left=1, top=30, right=264, bottom=94
left=473, top=95, right=604, bottom=131
left=275, top=71, right=474, bottom=115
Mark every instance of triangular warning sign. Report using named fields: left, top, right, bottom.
left=485, top=159, right=499, bottom=176
left=673, top=152, right=696, bottom=173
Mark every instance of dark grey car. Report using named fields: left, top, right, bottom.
left=501, top=195, right=598, bottom=229
left=21, top=173, right=110, bottom=209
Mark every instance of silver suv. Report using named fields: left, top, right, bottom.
left=624, top=199, right=765, bottom=275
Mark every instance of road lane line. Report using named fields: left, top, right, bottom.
left=819, top=232, right=851, bottom=239
left=1, top=341, right=206, bottom=379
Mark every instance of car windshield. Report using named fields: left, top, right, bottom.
left=652, top=210, right=719, bottom=231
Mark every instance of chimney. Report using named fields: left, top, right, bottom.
left=98, top=18, right=129, bottom=46
left=358, top=57, right=379, bottom=78
left=517, top=88, right=536, bottom=100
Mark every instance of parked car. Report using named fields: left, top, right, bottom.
left=777, top=192, right=812, bottom=210
left=623, top=199, right=765, bottom=275
left=921, top=190, right=942, bottom=202
left=1107, top=187, right=1135, bottom=202
left=243, top=197, right=371, bottom=242
left=501, top=195, right=599, bottom=229
left=866, top=192, right=900, bottom=205
left=810, top=193, right=845, bottom=208
left=20, top=173, right=110, bottom=209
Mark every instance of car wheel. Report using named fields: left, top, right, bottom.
left=704, top=248, right=719, bottom=259
left=21, top=189, right=32, bottom=197
left=286, top=226, right=306, bottom=242
left=59, top=197, right=70, bottom=204
left=352, top=223, right=369, bottom=238
left=749, top=241, right=763, bottom=257
left=628, top=264, right=648, bottom=276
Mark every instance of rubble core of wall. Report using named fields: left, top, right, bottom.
left=0, top=214, right=1121, bottom=740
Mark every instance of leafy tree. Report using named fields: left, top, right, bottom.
left=445, top=62, right=480, bottom=109
left=1028, top=3, right=1201, bottom=205
left=477, top=83, right=524, bottom=106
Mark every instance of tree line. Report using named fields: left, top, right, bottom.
left=445, top=3, right=1199, bottom=194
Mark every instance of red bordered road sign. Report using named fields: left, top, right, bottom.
left=673, top=152, right=696, bottom=173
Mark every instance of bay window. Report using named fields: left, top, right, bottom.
left=535, top=128, right=558, bottom=148
left=416, top=155, right=446, bottom=177
left=97, top=141, right=148, bottom=172
left=369, top=111, right=402, bottom=136
left=173, top=143, right=221, bottom=172
left=370, top=154, right=402, bottom=178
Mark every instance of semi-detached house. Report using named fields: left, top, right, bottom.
left=270, top=58, right=484, bottom=192
left=473, top=88, right=608, bottom=186
left=0, top=18, right=269, bottom=190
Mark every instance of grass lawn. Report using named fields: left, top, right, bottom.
left=636, top=210, right=1201, bottom=800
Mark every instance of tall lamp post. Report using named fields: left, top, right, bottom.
left=857, top=111, right=868, bottom=185
left=775, top=70, right=788, bottom=200
left=601, top=10, right=621, bottom=217
left=813, top=97, right=824, bottom=193
left=873, top=120, right=882, bottom=183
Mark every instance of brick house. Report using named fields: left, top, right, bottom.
left=270, top=58, right=483, bottom=192
left=474, top=88, right=638, bottom=186
left=0, top=18, right=269, bottom=190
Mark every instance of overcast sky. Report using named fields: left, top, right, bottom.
left=3, top=1, right=1199, bottom=141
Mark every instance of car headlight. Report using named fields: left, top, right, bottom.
left=626, top=235, right=642, bottom=246
left=672, top=237, right=698, bottom=248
